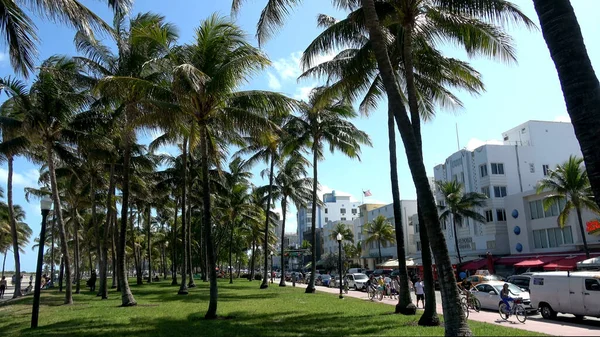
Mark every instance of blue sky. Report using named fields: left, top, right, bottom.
left=1, top=0, right=599, bottom=271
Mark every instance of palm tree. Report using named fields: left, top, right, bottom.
left=436, top=180, right=487, bottom=265
left=363, top=215, right=395, bottom=264
left=537, top=156, right=600, bottom=259
left=166, top=14, right=295, bottom=319
left=288, top=87, right=371, bottom=293
left=272, top=153, right=312, bottom=287
left=532, top=0, right=600, bottom=211
left=329, top=222, right=354, bottom=243
left=0, top=202, right=32, bottom=278
left=1, top=0, right=132, bottom=77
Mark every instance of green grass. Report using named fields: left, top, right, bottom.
left=0, top=278, right=545, bottom=336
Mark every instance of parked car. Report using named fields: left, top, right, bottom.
left=530, top=271, right=600, bottom=320
left=506, top=274, right=533, bottom=292
left=459, top=274, right=504, bottom=287
left=346, top=273, right=369, bottom=291
left=316, top=274, right=331, bottom=286
left=373, top=269, right=393, bottom=277
left=471, top=282, right=537, bottom=314
left=348, top=268, right=367, bottom=274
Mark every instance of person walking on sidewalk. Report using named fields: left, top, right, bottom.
left=0, top=276, right=7, bottom=298
left=414, top=277, right=425, bottom=308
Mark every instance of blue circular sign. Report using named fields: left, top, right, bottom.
left=516, top=243, right=523, bottom=252
left=514, top=226, right=521, bottom=235
left=512, top=209, right=519, bottom=219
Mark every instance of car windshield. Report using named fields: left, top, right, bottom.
left=492, top=283, right=522, bottom=294
left=485, top=275, right=503, bottom=281
left=354, top=274, right=368, bottom=280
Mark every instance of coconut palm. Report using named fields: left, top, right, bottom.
left=537, top=156, right=600, bottom=259
left=164, top=14, right=295, bottom=318
left=532, top=0, right=600, bottom=210
left=363, top=215, right=395, bottom=263
left=1, top=0, right=132, bottom=77
left=272, top=153, right=312, bottom=286
left=287, top=87, right=371, bottom=293
left=436, top=180, right=487, bottom=265
left=329, top=222, right=354, bottom=243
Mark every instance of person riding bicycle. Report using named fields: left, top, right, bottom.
left=500, top=283, right=516, bottom=314
left=459, top=277, right=473, bottom=301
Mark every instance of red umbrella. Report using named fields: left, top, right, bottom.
left=486, top=252, right=495, bottom=274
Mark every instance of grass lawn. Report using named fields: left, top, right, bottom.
left=0, top=278, right=546, bottom=336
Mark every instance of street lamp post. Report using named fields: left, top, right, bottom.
left=31, top=196, right=53, bottom=328
left=270, top=251, right=274, bottom=284
left=336, top=233, right=343, bottom=299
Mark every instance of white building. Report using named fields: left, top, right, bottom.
left=361, top=200, right=418, bottom=269
left=322, top=220, right=354, bottom=255
left=431, top=120, right=582, bottom=258
left=296, top=190, right=360, bottom=244
left=504, top=189, right=600, bottom=255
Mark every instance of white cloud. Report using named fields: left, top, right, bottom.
left=272, top=51, right=303, bottom=80
left=0, top=52, right=6, bottom=63
left=267, top=72, right=281, bottom=90
left=293, top=85, right=315, bottom=101
left=465, top=138, right=504, bottom=151
left=318, top=184, right=360, bottom=202
left=0, top=168, right=40, bottom=187
left=554, top=114, right=571, bottom=123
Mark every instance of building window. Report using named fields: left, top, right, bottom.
left=416, top=241, right=422, bottom=251
left=340, top=208, right=346, bottom=214
left=543, top=164, right=550, bottom=176
left=544, top=199, right=559, bottom=217
left=324, top=217, right=328, bottom=222
left=533, top=229, right=548, bottom=249
left=341, top=217, right=346, bottom=221
left=529, top=163, right=535, bottom=173
left=486, top=241, right=496, bottom=249
left=529, top=200, right=544, bottom=220
left=415, top=223, right=420, bottom=233
left=496, top=209, right=507, bottom=222
left=324, top=208, right=328, bottom=214
left=351, top=208, right=357, bottom=215
left=493, top=186, right=507, bottom=198
left=491, top=163, right=505, bottom=175
left=480, top=164, right=488, bottom=177
left=481, top=186, right=490, bottom=198
left=485, top=210, right=493, bottom=222
left=563, top=226, right=574, bottom=244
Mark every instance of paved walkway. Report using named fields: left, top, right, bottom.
left=284, top=280, right=600, bottom=336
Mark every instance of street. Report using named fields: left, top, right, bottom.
left=287, top=279, right=600, bottom=336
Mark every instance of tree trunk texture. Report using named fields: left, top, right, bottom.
left=418, top=208, right=441, bottom=326
left=135, top=210, right=143, bottom=286
left=187, top=197, right=195, bottom=288
left=279, top=199, right=288, bottom=287
left=112, top=211, right=118, bottom=289
left=172, top=198, right=179, bottom=285
left=361, top=1, right=469, bottom=335
left=533, top=0, right=600, bottom=209
left=46, top=142, right=73, bottom=304
left=59, top=256, right=64, bottom=293
left=117, top=135, right=137, bottom=306
left=147, top=207, right=152, bottom=283
left=387, top=107, right=416, bottom=315
left=178, top=138, right=189, bottom=295
left=576, top=207, right=590, bottom=258
left=249, top=242, right=256, bottom=281
left=305, top=143, right=319, bottom=294
left=229, top=222, right=235, bottom=284
left=91, top=176, right=102, bottom=296
left=261, top=153, right=275, bottom=289
left=73, top=208, right=81, bottom=294
left=201, top=126, right=218, bottom=319
left=100, top=164, right=116, bottom=298
left=7, top=157, right=22, bottom=298
left=452, top=217, right=462, bottom=265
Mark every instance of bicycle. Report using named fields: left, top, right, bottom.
left=367, top=284, right=383, bottom=301
left=460, top=290, right=481, bottom=312
left=498, top=297, right=527, bottom=323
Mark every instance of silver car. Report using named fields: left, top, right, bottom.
left=472, top=281, right=537, bottom=314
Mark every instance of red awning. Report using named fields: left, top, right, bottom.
left=461, top=258, right=486, bottom=271
left=496, top=256, right=526, bottom=266
left=544, top=254, right=600, bottom=271
left=514, top=256, right=563, bottom=268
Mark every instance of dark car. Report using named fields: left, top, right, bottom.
left=506, top=274, right=532, bottom=292
left=373, top=269, right=393, bottom=277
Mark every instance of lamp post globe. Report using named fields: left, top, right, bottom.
left=31, top=196, right=53, bottom=328
left=336, top=233, right=343, bottom=299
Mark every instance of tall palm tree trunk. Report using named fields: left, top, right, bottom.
left=73, top=209, right=81, bottom=294
left=533, top=0, right=600, bottom=209
left=178, top=138, right=189, bottom=295
left=51, top=214, right=55, bottom=284
left=111, top=211, right=118, bottom=289
left=7, top=156, right=22, bottom=298
left=201, top=126, right=218, bottom=319
left=261, top=154, right=275, bottom=289
left=135, top=209, right=143, bottom=285
left=147, top=207, right=152, bottom=283
left=58, top=256, right=64, bottom=292
left=279, top=199, right=288, bottom=287
left=378, top=241, right=382, bottom=264
left=249, top=241, right=256, bottom=281
left=100, top=164, right=116, bottom=298
left=452, top=217, right=462, bottom=265
left=187, top=200, right=195, bottom=288
left=46, top=142, right=73, bottom=304
left=387, top=108, right=415, bottom=315
left=576, top=207, right=591, bottom=258
left=117, top=136, right=137, bottom=306
left=361, top=1, right=469, bottom=335
left=229, top=221, right=235, bottom=284
left=417, top=209, right=440, bottom=326
left=306, top=143, right=319, bottom=294
left=171, top=198, right=179, bottom=285
left=90, top=176, right=102, bottom=296
left=2, top=251, right=6, bottom=278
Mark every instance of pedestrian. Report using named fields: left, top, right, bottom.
left=292, top=272, right=296, bottom=287
left=0, top=276, right=7, bottom=298
left=414, top=277, right=425, bottom=308
left=87, top=271, right=97, bottom=292
left=29, top=274, right=34, bottom=285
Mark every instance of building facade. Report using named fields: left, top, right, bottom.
left=431, top=120, right=582, bottom=259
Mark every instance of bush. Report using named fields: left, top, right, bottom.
left=254, top=274, right=262, bottom=280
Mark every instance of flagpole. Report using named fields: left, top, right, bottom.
left=361, top=189, right=364, bottom=205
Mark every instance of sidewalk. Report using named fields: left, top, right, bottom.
left=286, top=279, right=599, bottom=336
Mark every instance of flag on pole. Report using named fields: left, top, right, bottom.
left=363, top=190, right=372, bottom=197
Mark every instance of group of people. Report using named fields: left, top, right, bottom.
left=365, top=274, right=426, bottom=307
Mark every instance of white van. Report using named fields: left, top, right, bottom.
left=529, top=271, right=600, bottom=320
left=348, top=268, right=366, bottom=274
